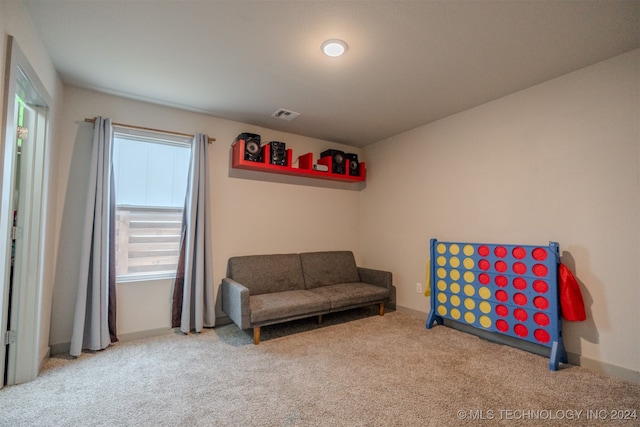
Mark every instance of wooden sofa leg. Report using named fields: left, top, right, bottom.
left=379, top=303, right=385, bottom=316
left=253, top=327, right=261, bottom=345
left=318, top=314, right=323, bottom=324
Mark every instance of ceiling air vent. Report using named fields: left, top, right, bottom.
left=271, top=108, right=300, bottom=121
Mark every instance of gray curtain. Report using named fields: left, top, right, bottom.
left=70, top=117, right=117, bottom=357
left=171, top=133, right=215, bottom=332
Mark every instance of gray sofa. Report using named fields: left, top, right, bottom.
left=221, top=251, right=393, bottom=344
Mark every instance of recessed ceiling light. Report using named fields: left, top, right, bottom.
left=321, top=39, right=348, bottom=57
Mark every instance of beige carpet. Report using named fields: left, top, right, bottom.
left=1, top=309, right=638, bottom=426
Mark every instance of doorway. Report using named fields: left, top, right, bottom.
left=0, top=36, right=51, bottom=387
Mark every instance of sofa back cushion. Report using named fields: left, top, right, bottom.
left=227, top=254, right=306, bottom=295
left=300, top=251, right=360, bottom=289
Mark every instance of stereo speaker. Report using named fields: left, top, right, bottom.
left=320, top=149, right=345, bottom=174
left=236, top=133, right=262, bottom=162
left=344, top=153, right=360, bottom=176
left=268, top=141, right=287, bottom=166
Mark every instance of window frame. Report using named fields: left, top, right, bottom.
left=112, top=126, right=191, bottom=283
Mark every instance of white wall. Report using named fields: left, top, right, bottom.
left=360, top=50, right=640, bottom=379
left=50, top=86, right=363, bottom=347
left=0, top=0, right=63, bottom=373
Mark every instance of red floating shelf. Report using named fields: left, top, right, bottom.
left=231, top=139, right=366, bottom=183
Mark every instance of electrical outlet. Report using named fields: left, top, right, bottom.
left=416, top=282, right=422, bottom=293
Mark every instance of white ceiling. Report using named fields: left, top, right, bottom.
left=23, top=0, right=639, bottom=147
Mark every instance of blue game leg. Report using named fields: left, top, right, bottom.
left=426, top=312, right=443, bottom=329
left=549, top=339, right=567, bottom=371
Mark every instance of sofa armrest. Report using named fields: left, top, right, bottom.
left=221, top=278, right=251, bottom=329
left=357, top=267, right=392, bottom=289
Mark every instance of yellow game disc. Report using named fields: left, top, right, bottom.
left=449, top=244, right=460, bottom=255
left=478, top=287, right=491, bottom=299
left=437, top=293, right=447, bottom=304
left=450, top=308, right=461, bottom=320
left=463, top=244, right=474, bottom=256
left=437, top=305, right=447, bottom=316
left=464, top=298, right=476, bottom=310
left=437, top=243, right=447, bottom=254
left=463, top=284, right=476, bottom=297
left=464, top=312, right=476, bottom=324
left=463, top=258, right=475, bottom=269
left=436, top=255, right=447, bottom=266
left=450, top=282, right=461, bottom=294
left=449, top=270, right=460, bottom=281
left=449, top=257, right=460, bottom=268
left=437, top=280, right=447, bottom=291
left=479, top=301, right=492, bottom=313
left=479, top=315, right=492, bottom=328
left=437, top=268, right=447, bottom=279
left=450, top=295, right=461, bottom=307
left=463, top=271, right=475, bottom=283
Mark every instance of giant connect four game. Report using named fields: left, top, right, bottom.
left=426, top=239, right=567, bottom=370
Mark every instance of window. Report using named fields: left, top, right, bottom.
left=112, top=127, right=191, bottom=281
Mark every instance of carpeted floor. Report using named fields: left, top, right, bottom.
left=1, top=309, right=638, bottom=426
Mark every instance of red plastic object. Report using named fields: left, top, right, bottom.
left=495, top=275, right=508, bottom=287
left=478, top=245, right=490, bottom=256
left=513, top=262, right=527, bottom=275
left=495, top=290, right=508, bottom=302
left=533, top=280, right=548, bottom=293
left=495, top=260, right=507, bottom=272
left=496, top=319, right=509, bottom=332
left=513, top=277, right=527, bottom=290
left=534, top=312, right=550, bottom=326
left=532, top=247, right=548, bottom=261
left=532, top=264, right=548, bottom=277
left=513, top=293, right=528, bottom=306
left=478, top=259, right=490, bottom=271
left=514, top=324, right=528, bottom=337
left=494, top=246, right=507, bottom=258
left=533, top=296, right=549, bottom=310
left=534, top=329, right=550, bottom=343
left=496, top=305, right=509, bottom=317
left=512, top=246, right=526, bottom=259
left=513, top=308, right=528, bottom=321
left=479, top=273, right=490, bottom=284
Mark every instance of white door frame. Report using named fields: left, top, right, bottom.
left=0, top=35, right=52, bottom=387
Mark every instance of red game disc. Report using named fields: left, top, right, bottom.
left=512, top=262, right=527, bottom=275
left=513, top=292, right=527, bottom=306
left=496, top=304, right=509, bottom=317
left=513, top=277, right=527, bottom=290
left=495, top=275, right=508, bottom=287
left=512, top=246, right=526, bottom=259
left=534, top=312, right=549, bottom=326
left=495, top=290, right=508, bottom=302
left=514, top=324, right=528, bottom=337
left=495, top=261, right=507, bottom=272
left=479, top=273, right=490, bottom=284
left=513, top=308, right=528, bottom=321
left=532, top=247, right=547, bottom=261
left=532, top=264, right=548, bottom=277
left=533, top=296, right=549, bottom=310
left=534, top=329, right=550, bottom=343
left=494, top=246, right=507, bottom=258
left=478, top=259, right=490, bottom=271
left=533, top=280, right=548, bottom=293
left=496, top=319, right=509, bottom=332
left=478, top=245, right=490, bottom=256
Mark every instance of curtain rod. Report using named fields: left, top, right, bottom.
left=84, top=118, right=216, bottom=142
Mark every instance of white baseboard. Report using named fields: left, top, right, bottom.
left=398, top=305, right=640, bottom=385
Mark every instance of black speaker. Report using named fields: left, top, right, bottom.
left=344, top=153, right=360, bottom=176
left=236, top=133, right=262, bottom=162
left=320, top=149, right=345, bottom=174
left=268, top=141, right=287, bottom=166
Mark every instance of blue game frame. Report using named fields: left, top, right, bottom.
left=426, top=239, right=567, bottom=370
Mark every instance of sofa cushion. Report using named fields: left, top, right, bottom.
left=300, top=251, right=360, bottom=289
left=308, top=283, right=390, bottom=310
left=228, top=254, right=306, bottom=295
left=250, top=290, right=331, bottom=324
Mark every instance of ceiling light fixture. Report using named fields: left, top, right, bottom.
left=321, top=39, right=348, bottom=57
